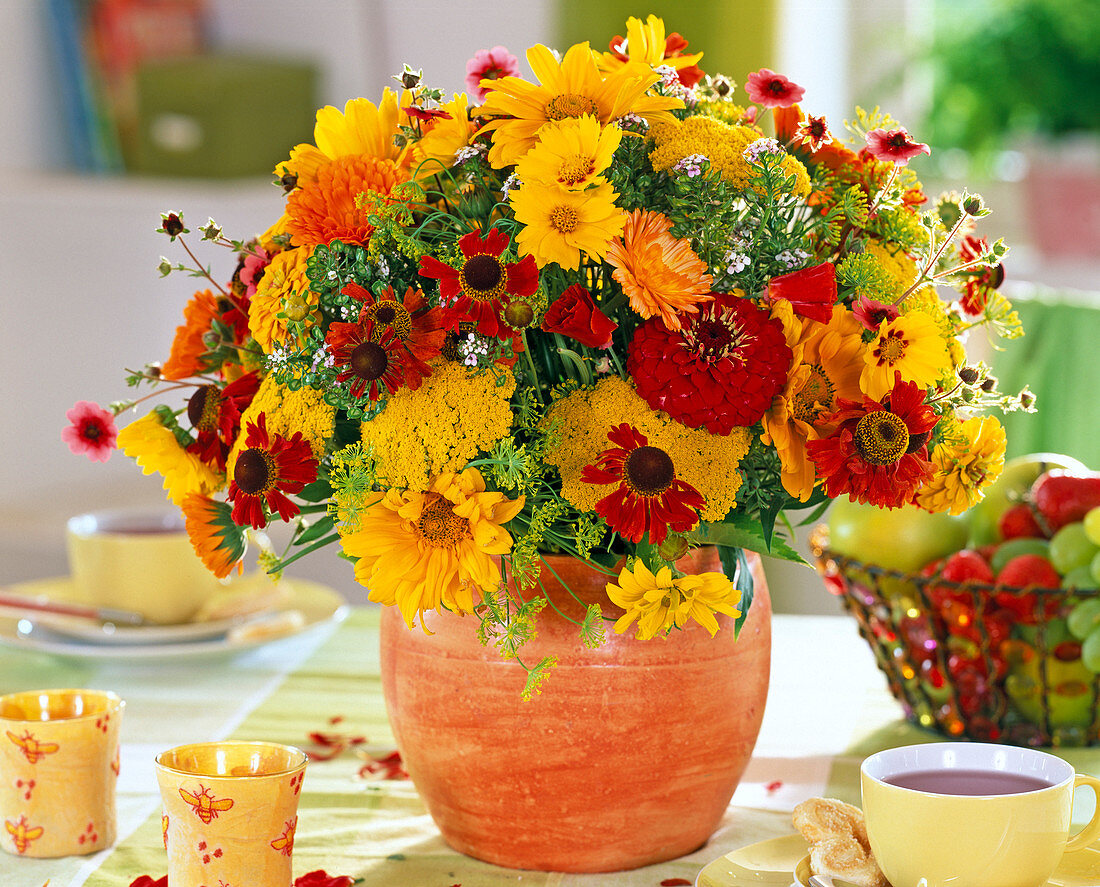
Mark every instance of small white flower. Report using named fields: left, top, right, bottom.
left=675, top=153, right=709, bottom=178
left=743, top=137, right=784, bottom=165
left=501, top=173, right=521, bottom=202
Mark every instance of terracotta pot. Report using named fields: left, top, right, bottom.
left=379, top=547, right=772, bottom=872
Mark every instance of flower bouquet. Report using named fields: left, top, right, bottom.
left=66, top=12, right=1035, bottom=870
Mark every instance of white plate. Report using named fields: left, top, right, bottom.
left=0, top=579, right=348, bottom=661
left=5, top=574, right=287, bottom=645
left=696, top=833, right=1100, bottom=887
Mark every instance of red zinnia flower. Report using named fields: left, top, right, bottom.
left=957, top=235, right=1005, bottom=315
left=227, top=414, right=318, bottom=530
left=580, top=424, right=704, bottom=545
left=326, top=319, right=408, bottom=401
left=185, top=372, right=262, bottom=469
left=865, top=128, right=931, bottom=165
left=745, top=68, right=805, bottom=109
left=767, top=262, right=837, bottom=323
left=342, top=282, right=446, bottom=389
left=806, top=376, right=938, bottom=508
left=63, top=401, right=118, bottom=462
left=627, top=293, right=793, bottom=434
left=418, top=228, right=539, bottom=339
left=465, top=45, right=520, bottom=101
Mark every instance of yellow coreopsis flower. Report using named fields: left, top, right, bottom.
left=338, top=468, right=525, bottom=629
left=116, top=412, right=223, bottom=505
left=477, top=41, right=681, bottom=168
left=860, top=312, right=952, bottom=401
left=515, top=115, right=622, bottom=190
left=511, top=180, right=625, bottom=270
left=915, top=415, right=1006, bottom=515
left=606, top=560, right=741, bottom=640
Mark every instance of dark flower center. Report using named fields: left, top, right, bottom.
left=235, top=448, right=275, bottom=495
left=888, top=132, right=909, bottom=148
left=689, top=314, right=745, bottom=360
left=768, top=79, right=786, bottom=95
left=416, top=496, right=470, bottom=547
left=854, top=411, right=909, bottom=465
left=461, top=254, right=504, bottom=294
left=82, top=421, right=101, bottom=440
left=624, top=445, right=676, bottom=496
left=350, top=342, right=389, bottom=381
left=792, top=365, right=835, bottom=424
left=365, top=300, right=412, bottom=340
left=187, top=386, right=223, bottom=432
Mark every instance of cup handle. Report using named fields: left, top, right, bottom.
left=1065, top=774, right=1100, bottom=853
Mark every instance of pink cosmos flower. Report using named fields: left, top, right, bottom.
left=466, top=46, right=520, bottom=101
left=745, top=68, right=805, bottom=109
left=865, top=128, right=931, bottom=164
left=63, top=401, right=118, bottom=462
left=239, top=248, right=269, bottom=298
left=851, top=294, right=901, bottom=331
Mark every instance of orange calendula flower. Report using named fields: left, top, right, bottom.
left=607, top=209, right=713, bottom=330
left=180, top=494, right=246, bottom=578
left=161, top=289, right=220, bottom=380
left=477, top=41, right=681, bottom=168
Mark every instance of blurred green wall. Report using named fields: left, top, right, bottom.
left=556, top=1, right=777, bottom=82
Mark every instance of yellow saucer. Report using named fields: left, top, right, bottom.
left=696, top=834, right=1100, bottom=887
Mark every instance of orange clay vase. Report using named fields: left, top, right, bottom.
left=379, top=547, right=772, bottom=872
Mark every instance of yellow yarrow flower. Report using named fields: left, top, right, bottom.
left=543, top=376, right=750, bottom=522
left=515, top=115, right=622, bottom=190
left=249, top=246, right=317, bottom=352
left=116, top=412, right=223, bottom=505
left=230, top=374, right=335, bottom=468
left=649, top=116, right=810, bottom=197
left=361, top=360, right=516, bottom=491
left=511, top=180, right=625, bottom=270
left=606, top=559, right=741, bottom=640
left=860, top=312, right=952, bottom=401
left=915, top=415, right=1006, bottom=515
left=338, top=467, right=524, bottom=629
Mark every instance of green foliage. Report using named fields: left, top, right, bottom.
left=579, top=603, right=607, bottom=649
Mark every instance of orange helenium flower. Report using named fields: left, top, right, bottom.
left=606, top=210, right=713, bottom=330
left=161, top=289, right=220, bottom=380
left=286, top=154, right=408, bottom=247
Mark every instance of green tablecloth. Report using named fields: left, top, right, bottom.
left=3, top=607, right=1099, bottom=886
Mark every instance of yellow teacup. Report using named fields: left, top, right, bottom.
left=67, top=507, right=227, bottom=624
left=156, top=741, right=307, bottom=887
left=0, top=689, right=123, bottom=858
left=861, top=741, right=1100, bottom=887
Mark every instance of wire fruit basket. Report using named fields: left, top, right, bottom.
left=811, top=526, right=1100, bottom=747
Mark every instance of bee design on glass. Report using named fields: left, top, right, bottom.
left=5, top=731, right=60, bottom=764
left=179, top=785, right=234, bottom=823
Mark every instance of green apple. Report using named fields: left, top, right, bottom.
left=967, top=453, right=1087, bottom=547
left=827, top=498, right=970, bottom=574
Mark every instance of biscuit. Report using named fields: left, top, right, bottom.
left=792, top=797, right=888, bottom=887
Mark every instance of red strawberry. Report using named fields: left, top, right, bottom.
left=997, top=502, right=1046, bottom=540
left=940, top=549, right=995, bottom=584
left=1031, top=470, right=1100, bottom=532
left=997, top=553, right=1061, bottom=588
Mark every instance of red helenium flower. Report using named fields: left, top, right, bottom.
left=185, top=371, right=262, bottom=470
left=227, top=413, right=319, bottom=530
left=865, top=128, right=931, bottom=165
left=342, top=282, right=446, bottom=389
left=542, top=284, right=618, bottom=348
left=767, top=262, right=837, bottom=323
left=627, top=293, right=793, bottom=434
left=63, top=401, right=118, bottom=462
left=745, top=68, right=806, bottom=109
left=326, top=318, right=408, bottom=401
left=957, top=235, right=1004, bottom=315
left=805, top=376, right=938, bottom=508
left=418, top=228, right=538, bottom=339
left=404, top=105, right=452, bottom=122
left=580, top=424, right=704, bottom=545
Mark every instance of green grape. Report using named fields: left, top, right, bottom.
left=991, top=537, right=1051, bottom=573
left=1068, top=599, right=1100, bottom=640
left=1092, top=550, right=1100, bottom=585
left=1062, top=565, right=1098, bottom=590
left=1050, top=522, right=1100, bottom=575
left=1085, top=506, right=1100, bottom=546
left=1082, top=629, right=1100, bottom=673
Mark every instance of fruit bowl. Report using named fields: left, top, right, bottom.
left=811, top=525, right=1100, bottom=747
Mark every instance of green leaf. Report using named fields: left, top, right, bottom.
left=691, top=514, right=806, bottom=564
left=294, top=514, right=335, bottom=546
left=297, top=479, right=334, bottom=503
left=717, top=545, right=754, bottom=636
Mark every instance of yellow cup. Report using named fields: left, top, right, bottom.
left=0, top=689, right=123, bottom=858
left=861, top=741, right=1100, bottom=887
left=156, top=741, right=307, bottom=887
left=67, top=507, right=228, bottom=624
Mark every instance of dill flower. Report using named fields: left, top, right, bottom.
left=181, top=494, right=246, bottom=578
left=511, top=180, right=625, bottom=271
left=915, top=415, right=1006, bottom=515
left=337, top=467, right=524, bottom=629
left=249, top=246, right=317, bottom=352
left=543, top=376, right=750, bottom=522
left=360, top=360, right=516, bottom=491
left=515, top=115, right=622, bottom=190
left=606, top=209, right=713, bottom=330
left=477, top=41, right=682, bottom=168
left=117, top=412, right=223, bottom=505
left=230, top=373, right=336, bottom=464
left=649, top=116, right=811, bottom=197
left=606, top=560, right=740, bottom=640
left=860, top=312, right=952, bottom=401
